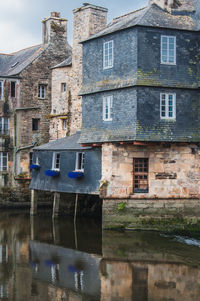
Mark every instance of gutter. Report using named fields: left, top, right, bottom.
left=15, top=106, right=40, bottom=111
left=16, top=142, right=37, bottom=153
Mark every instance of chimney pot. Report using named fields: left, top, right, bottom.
left=51, top=12, right=60, bottom=18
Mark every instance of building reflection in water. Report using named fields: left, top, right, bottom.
left=0, top=213, right=199, bottom=300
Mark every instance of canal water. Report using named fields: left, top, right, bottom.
left=0, top=211, right=199, bottom=300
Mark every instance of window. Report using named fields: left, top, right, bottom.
left=103, top=96, right=113, bottom=121
left=61, top=83, right=66, bottom=92
left=52, top=152, right=60, bottom=170
left=29, top=152, right=33, bottom=167
left=161, top=35, right=176, bottom=64
left=133, top=158, right=148, bottom=193
left=160, top=93, right=176, bottom=119
left=0, top=152, right=8, bottom=171
left=0, top=81, right=3, bottom=101
left=103, top=41, right=114, bottom=69
left=75, top=152, right=85, bottom=172
left=62, top=119, right=67, bottom=130
left=11, top=81, right=16, bottom=97
left=32, top=119, right=40, bottom=131
left=0, top=117, right=9, bottom=135
left=38, top=85, right=46, bottom=99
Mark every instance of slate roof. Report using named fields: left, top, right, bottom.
left=82, top=4, right=197, bottom=43
left=34, top=131, right=91, bottom=151
left=52, top=56, right=72, bottom=69
left=0, top=44, right=46, bottom=77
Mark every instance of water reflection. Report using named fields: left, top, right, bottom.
left=0, top=212, right=199, bottom=300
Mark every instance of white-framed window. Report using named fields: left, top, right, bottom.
left=0, top=152, right=8, bottom=171
left=0, top=81, right=3, bottom=101
left=75, top=152, right=85, bottom=172
left=103, top=96, right=113, bottom=121
left=0, top=117, right=9, bottom=134
left=61, top=83, right=66, bottom=93
left=38, top=84, right=46, bottom=99
left=103, top=40, right=114, bottom=69
left=52, top=152, right=60, bottom=171
left=161, top=35, right=176, bottom=65
left=160, top=93, right=176, bottom=119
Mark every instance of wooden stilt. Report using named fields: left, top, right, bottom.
left=30, top=215, right=38, bottom=240
left=30, top=190, right=38, bottom=216
left=74, top=193, right=78, bottom=224
left=74, top=193, right=78, bottom=249
left=52, top=192, right=60, bottom=219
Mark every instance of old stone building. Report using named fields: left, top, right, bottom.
left=30, top=0, right=200, bottom=230
left=79, top=0, right=200, bottom=229
left=0, top=12, right=71, bottom=193
left=49, top=4, right=108, bottom=141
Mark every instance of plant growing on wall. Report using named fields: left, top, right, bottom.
left=117, top=202, right=126, bottom=212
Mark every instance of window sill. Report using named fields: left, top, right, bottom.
left=133, top=189, right=149, bottom=194
left=160, top=62, right=176, bottom=66
left=160, top=118, right=176, bottom=121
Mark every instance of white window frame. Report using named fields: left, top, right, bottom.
left=160, top=93, right=176, bottom=120
left=0, top=81, right=3, bottom=101
left=103, top=40, right=114, bottom=69
left=161, top=35, right=176, bottom=65
left=0, top=152, right=8, bottom=171
left=75, top=152, right=85, bottom=172
left=34, top=154, right=39, bottom=165
left=103, top=96, right=113, bottom=121
left=0, top=117, right=9, bottom=134
left=38, top=84, right=46, bottom=99
left=52, top=152, right=60, bottom=171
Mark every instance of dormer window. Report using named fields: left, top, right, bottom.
left=161, top=36, right=176, bottom=65
left=103, top=41, right=114, bottom=69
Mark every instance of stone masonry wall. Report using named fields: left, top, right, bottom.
left=102, top=142, right=200, bottom=199
left=16, top=21, right=71, bottom=177
left=49, top=4, right=108, bottom=140
left=101, top=142, right=200, bottom=230
left=50, top=67, right=72, bottom=140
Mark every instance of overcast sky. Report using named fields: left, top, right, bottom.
left=0, top=0, right=148, bottom=54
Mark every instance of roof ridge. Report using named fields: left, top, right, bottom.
left=0, top=53, right=13, bottom=56
left=10, top=44, right=42, bottom=55
left=113, top=6, right=147, bottom=21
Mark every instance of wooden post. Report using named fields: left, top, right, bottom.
left=30, top=190, right=38, bottom=216
left=74, top=193, right=79, bottom=249
left=52, top=219, right=60, bottom=244
left=74, top=193, right=78, bottom=224
left=52, top=192, right=60, bottom=219
left=30, top=216, right=38, bottom=240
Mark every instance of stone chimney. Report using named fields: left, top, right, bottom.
left=149, top=0, right=195, bottom=11
left=42, top=12, right=67, bottom=45
left=73, top=3, right=108, bottom=47
left=69, top=3, right=108, bottom=135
